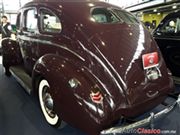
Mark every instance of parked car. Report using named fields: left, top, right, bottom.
left=153, top=11, right=180, bottom=77
left=1, top=0, right=178, bottom=135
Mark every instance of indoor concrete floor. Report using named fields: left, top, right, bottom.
left=0, top=56, right=180, bottom=135
left=0, top=57, right=85, bottom=135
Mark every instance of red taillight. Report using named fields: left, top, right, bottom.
left=90, top=91, right=103, bottom=104
left=142, top=52, right=159, bottom=69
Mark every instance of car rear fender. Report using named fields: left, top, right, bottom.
left=32, top=54, right=106, bottom=134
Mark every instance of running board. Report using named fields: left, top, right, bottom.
left=10, top=65, right=32, bottom=94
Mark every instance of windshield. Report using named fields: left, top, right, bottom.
left=91, top=8, right=139, bottom=24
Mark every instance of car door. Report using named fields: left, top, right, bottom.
left=18, top=7, right=38, bottom=75
left=154, top=16, right=180, bottom=77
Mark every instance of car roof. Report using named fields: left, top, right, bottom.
left=25, top=0, right=111, bottom=8
left=24, top=0, right=122, bottom=14
left=23, top=0, right=125, bottom=38
left=24, top=1, right=110, bottom=20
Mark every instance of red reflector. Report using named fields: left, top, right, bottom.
left=142, top=52, right=159, bottom=69
left=90, top=91, right=103, bottom=104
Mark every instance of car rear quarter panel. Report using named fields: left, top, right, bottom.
left=32, top=54, right=119, bottom=134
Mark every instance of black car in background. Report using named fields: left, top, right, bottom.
left=153, top=11, right=180, bottom=77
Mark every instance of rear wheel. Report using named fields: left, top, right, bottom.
left=38, top=79, right=61, bottom=127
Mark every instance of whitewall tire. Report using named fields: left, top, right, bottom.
left=38, top=79, right=59, bottom=126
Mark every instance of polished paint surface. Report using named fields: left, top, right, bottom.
left=1, top=0, right=174, bottom=134
left=0, top=63, right=180, bottom=135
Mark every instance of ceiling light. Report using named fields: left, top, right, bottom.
left=153, top=9, right=157, bottom=12
left=172, top=5, right=177, bottom=9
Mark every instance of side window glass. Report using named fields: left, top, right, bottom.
left=156, top=17, right=180, bottom=35
left=113, top=9, right=139, bottom=24
left=16, top=13, right=21, bottom=30
left=40, top=9, right=62, bottom=33
left=92, top=8, right=120, bottom=23
left=91, top=8, right=139, bottom=24
left=24, top=9, right=37, bottom=32
left=175, top=18, right=180, bottom=34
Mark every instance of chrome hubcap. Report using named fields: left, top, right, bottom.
left=42, top=86, right=56, bottom=118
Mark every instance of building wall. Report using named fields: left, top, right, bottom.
left=143, top=14, right=162, bottom=26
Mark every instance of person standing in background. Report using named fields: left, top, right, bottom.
left=0, top=15, right=12, bottom=39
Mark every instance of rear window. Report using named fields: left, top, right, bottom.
left=92, top=8, right=120, bottom=23
left=91, top=8, right=139, bottom=24
left=113, top=9, right=139, bottom=24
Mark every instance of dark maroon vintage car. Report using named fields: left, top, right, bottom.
left=1, top=0, right=179, bottom=135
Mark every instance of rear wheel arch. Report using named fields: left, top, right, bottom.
left=32, top=71, right=43, bottom=97
left=32, top=67, right=64, bottom=127
left=31, top=55, right=72, bottom=128
left=31, top=54, right=98, bottom=131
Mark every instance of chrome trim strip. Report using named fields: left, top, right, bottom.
left=78, top=40, right=125, bottom=96
left=101, top=94, right=180, bottom=135
left=92, top=43, right=127, bottom=90
left=146, top=91, right=159, bottom=98
left=83, top=66, right=116, bottom=109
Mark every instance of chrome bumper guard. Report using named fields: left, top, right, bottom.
left=101, top=95, right=180, bottom=135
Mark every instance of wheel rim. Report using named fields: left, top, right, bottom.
left=39, top=79, right=59, bottom=125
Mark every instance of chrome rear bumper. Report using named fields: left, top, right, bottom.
left=101, top=95, right=180, bottom=135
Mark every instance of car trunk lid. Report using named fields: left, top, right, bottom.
left=88, top=24, right=171, bottom=107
